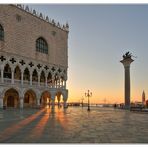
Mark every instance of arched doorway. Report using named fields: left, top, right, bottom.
left=24, top=90, right=36, bottom=108
left=3, top=88, right=19, bottom=108
left=41, top=91, right=51, bottom=108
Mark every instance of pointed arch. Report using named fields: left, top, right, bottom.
left=3, top=88, right=19, bottom=108
left=14, top=65, right=21, bottom=80
left=40, top=91, right=51, bottom=107
left=55, top=91, right=64, bottom=107
left=4, top=64, right=11, bottom=79
left=60, top=75, right=65, bottom=88
left=40, top=70, right=45, bottom=83
left=24, top=89, right=37, bottom=108
left=23, top=67, right=30, bottom=81
left=32, top=69, right=38, bottom=82
left=47, top=71, right=52, bottom=86
left=54, top=73, right=59, bottom=88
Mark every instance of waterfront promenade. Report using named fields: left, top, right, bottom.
left=0, top=106, right=148, bottom=143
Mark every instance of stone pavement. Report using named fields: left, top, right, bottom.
left=0, top=106, right=148, bottom=143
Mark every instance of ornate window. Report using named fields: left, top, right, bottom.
left=0, top=24, right=4, bottom=41
left=36, top=37, right=48, bottom=54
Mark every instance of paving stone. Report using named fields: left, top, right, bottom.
left=0, top=107, right=148, bottom=143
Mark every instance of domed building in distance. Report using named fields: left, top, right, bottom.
left=0, top=4, right=69, bottom=109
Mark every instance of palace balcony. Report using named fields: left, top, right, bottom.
left=0, top=77, right=66, bottom=89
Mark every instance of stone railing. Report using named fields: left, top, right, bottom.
left=0, top=78, right=65, bottom=89
left=14, top=79, right=21, bottom=84
left=4, top=78, right=11, bottom=84
left=23, top=80, right=30, bottom=85
left=32, top=81, right=38, bottom=86
left=40, top=82, right=46, bottom=87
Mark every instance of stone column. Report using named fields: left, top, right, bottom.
left=64, top=80, right=66, bottom=89
left=21, top=70, right=24, bottom=85
left=51, top=99, right=55, bottom=109
left=63, top=99, right=67, bottom=108
left=0, top=98, right=3, bottom=109
left=59, top=79, right=61, bottom=88
left=37, top=98, right=40, bottom=106
left=55, top=80, right=57, bottom=88
left=30, top=71, right=32, bottom=86
left=63, top=90, right=68, bottom=108
left=45, top=75, right=48, bottom=87
left=120, top=57, right=134, bottom=109
left=52, top=76, right=54, bottom=88
left=1, top=68, right=4, bottom=83
left=56, top=79, right=58, bottom=88
left=20, top=97, right=24, bottom=109
left=51, top=93, right=55, bottom=109
left=61, top=80, right=63, bottom=88
left=11, top=69, right=14, bottom=84
left=38, top=73, right=41, bottom=86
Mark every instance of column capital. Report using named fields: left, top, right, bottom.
left=120, top=58, right=134, bottom=67
left=38, top=71, right=41, bottom=77
left=45, top=72, right=48, bottom=78
left=0, top=65, right=4, bottom=71
left=11, top=67, right=15, bottom=72
left=29, top=69, right=33, bottom=75
left=21, top=68, right=24, bottom=73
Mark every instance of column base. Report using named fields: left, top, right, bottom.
left=63, top=101, right=68, bottom=108
left=124, top=105, right=130, bottom=110
left=0, top=99, right=3, bottom=109
left=51, top=100, right=55, bottom=109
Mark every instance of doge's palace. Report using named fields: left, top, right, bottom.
left=0, top=4, right=69, bottom=109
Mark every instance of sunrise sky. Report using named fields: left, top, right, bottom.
left=28, top=4, right=148, bottom=104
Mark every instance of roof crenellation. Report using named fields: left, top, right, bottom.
left=13, top=4, right=69, bottom=32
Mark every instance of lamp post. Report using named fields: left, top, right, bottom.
left=85, top=90, right=92, bottom=111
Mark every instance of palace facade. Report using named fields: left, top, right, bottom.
left=0, top=4, right=69, bottom=109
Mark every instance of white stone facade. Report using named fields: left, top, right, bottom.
left=0, top=4, right=69, bottom=109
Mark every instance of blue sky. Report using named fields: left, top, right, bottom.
left=29, top=4, right=148, bottom=103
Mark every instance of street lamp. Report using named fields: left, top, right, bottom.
left=85, top=90, right=92, bottom=111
